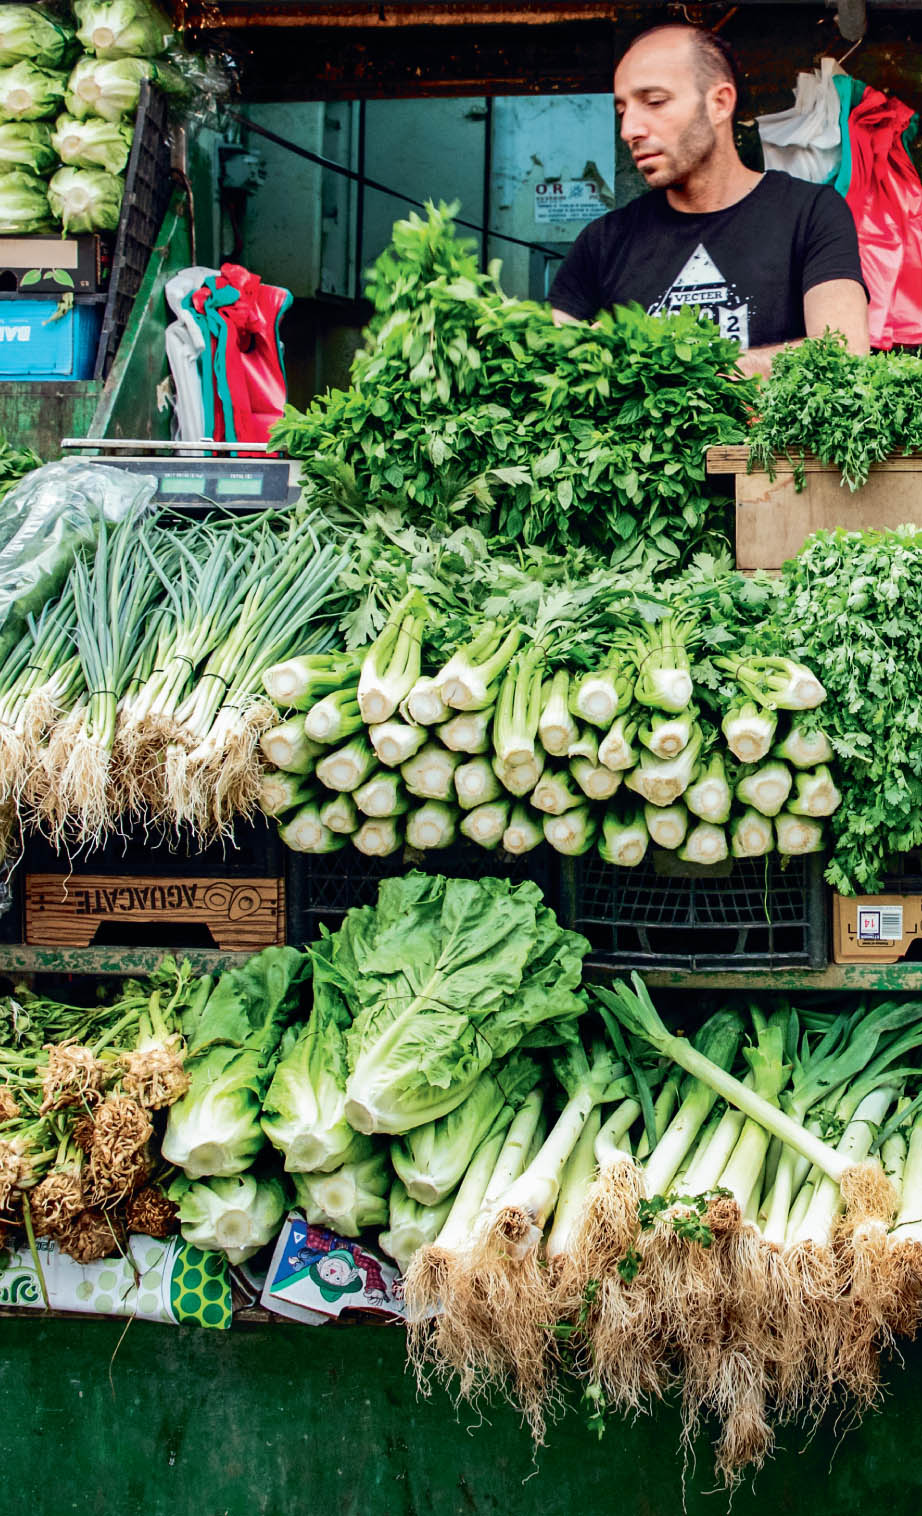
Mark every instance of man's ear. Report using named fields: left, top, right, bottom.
left=708, top=81, right=737, bottom=127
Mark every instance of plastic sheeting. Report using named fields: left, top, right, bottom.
left=0, top=459, right=156, bottom=661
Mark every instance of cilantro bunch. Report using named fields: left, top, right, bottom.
left=753, top=525, right=922, bottom=893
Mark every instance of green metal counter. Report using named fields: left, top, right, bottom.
left=3, top=1314, right=921, bottom=1515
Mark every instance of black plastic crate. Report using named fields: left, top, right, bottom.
left=24, top=814, right=283, bottom=878
left=560, top=852, right=827, bottom=971
left=0, top=868, right=22, bottom=943
left=286, top=842, right=559, bottom=946
left=94, top=82, right=173, bottom=380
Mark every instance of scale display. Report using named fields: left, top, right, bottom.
left=81, top=455, right=300, bottom=509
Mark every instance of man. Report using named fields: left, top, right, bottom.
left=549, top=25, right=869, bottom=377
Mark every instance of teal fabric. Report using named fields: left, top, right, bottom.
left=180, top=278, right=241, bottom=443
left=829, top=74, right=867, bottom=194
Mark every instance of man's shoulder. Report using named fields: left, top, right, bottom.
left=577, top=192, right=666, bottom=247
left=756, top=169, right=841, bottom=213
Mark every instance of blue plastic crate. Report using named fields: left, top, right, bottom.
left=0, top=297, right=102, bottom=379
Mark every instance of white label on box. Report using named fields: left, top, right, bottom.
left=534, top=180, right=606, bottom=224
left=858, top=906, right=903, bottom=942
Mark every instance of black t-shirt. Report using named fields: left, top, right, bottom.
left=548, top=170, right=865, bottom=349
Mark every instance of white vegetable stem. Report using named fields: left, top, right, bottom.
left=791, top=1086, right=899, bottom=1246
left=481, top=1089, right=546, bottom=1212
left=370, top=720, right=427, bottom=768
left=494, top=1084, right=600, bottom=1255
left=437, top=1127, right=512, bottom=1253
left=892, top=1119, right=922, bottom=1242
left=546, top=1108, right=602, bottom=1267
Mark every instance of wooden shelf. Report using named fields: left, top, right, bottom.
left=587, top=962, right=922, bottom=992
left=0, top=944, right=251, bottom=976
left=705, top=445, right=922, bottom=475
left=2, top=944, right=921, bottom=992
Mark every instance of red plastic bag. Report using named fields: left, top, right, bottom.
left=214, top=263, right=293, bottom=450
left=844, top=85, right=922, bottom=348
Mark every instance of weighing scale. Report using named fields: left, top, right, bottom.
left=60, top=438, right=301, bottom=511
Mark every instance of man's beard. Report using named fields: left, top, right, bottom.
left=635, top=100, right=717, bottom=189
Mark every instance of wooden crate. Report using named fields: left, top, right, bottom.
left=706, top=446, right=922, bottom=570
left=25, top=874, right=285, bottom=952
left=832, top=892, right=922, bottom=964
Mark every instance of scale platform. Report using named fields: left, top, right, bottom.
left=60, top=438, right=301, bottom=510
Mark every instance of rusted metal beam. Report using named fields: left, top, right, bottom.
left=179, top=2, right=636, bottom=27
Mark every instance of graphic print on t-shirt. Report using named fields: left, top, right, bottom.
left=648, top=243, right=750, bottom=348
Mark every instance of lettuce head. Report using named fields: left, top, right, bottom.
left=65, top=54, right=182, bottom=122
left=74, top=0, right=173, bottom=61
left=0, top=168, right=52, bottom=232
left=0, top=121, right=56, bottom=176
left=48, top=164, right=123, bottom=232
left=169, top=1173, right=288, bottom=1265
left=0, top=62, right=67, bottom=122
left=52, top=112, right=133, bottom=173
left=336, top=872, right=589, bottom=1136
left=0, top=7, right=75, bottom=70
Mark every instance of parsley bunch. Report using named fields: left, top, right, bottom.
left=748, top=334, right=922, bottom=490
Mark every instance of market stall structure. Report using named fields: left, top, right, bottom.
left=2, top=3, right=922, bottom=1514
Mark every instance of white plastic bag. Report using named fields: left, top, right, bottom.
left=756, top=57, right=843, bottom=184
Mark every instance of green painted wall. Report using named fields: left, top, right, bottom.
left=3, top=1316, right=922, bottom=1516
left=0, top=380, right=100, bottom=457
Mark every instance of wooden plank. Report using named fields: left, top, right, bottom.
left=25, top=875, right=284, bottom=952
left=708, top=445, right=922, bottom=475
left=735, top=468, right=922, bottom=571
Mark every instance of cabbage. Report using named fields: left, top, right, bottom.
left=0, top=121, right=56, bottom=176
left=47, top=165, right=123, bottom=233
left=51, top=112, right=132, bottom=173
left=0, top=168, right=52, bottom=232
left=0, top=62, right=67, bottom=122
left=74, top=0, right=172, bottom=60
left=169, top=1173, right=288, bottom=1265
left=65, top=54, right=182, bottom=122
left=0, top=7, right=75, bottom=70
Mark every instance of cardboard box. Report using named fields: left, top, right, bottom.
left=832, top=892, right=922, bottom=963
left=706, top=446, right=922, bottom=572
left=0, top=233, right=110, bottom=293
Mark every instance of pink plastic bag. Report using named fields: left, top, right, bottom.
left=844, top=86, right=922, bottom=348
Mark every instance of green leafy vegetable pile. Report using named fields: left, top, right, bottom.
left=272, top=202, right=756, bottom=563
left=748, top=334, right=922, bottom=490
left=753, top=524, right=922, bottom=892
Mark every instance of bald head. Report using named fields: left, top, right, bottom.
left=624, top=25, right=739, bottom=105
